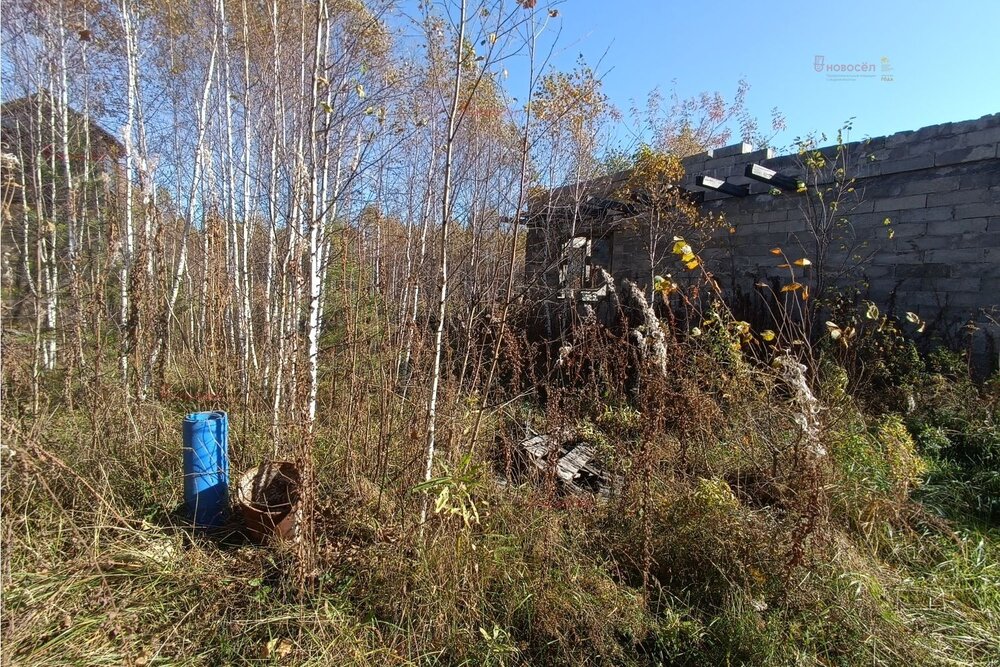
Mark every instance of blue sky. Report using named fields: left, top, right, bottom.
left=504, top=0, right=1000, bottom=152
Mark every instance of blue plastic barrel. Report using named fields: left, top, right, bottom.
left=182, top=411, right=229, bottom=527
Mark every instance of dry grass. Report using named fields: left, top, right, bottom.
left=3, top=329, right=1000, bottom=666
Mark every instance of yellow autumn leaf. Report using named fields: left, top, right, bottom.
left=777, top=263, right=791, bottom=269
left=793, top=258, right=812, bottom=266
left=781, top=282, right=803, bottom=292
left=681, top=252, right=695, bottom=263
left=801, top=286, right=810, bottom=301
left=264, top=638, right=294, bottom=659
left=905, top=311, right=920, bottom=324
left=760, top=329, right=776, bottom=342
left=770, top=248, right=782, bottom=255
left=865, top=302, right=879, bottom=320
left=488, top=32, right=497, bottom=44
left=685, top=258, right=699, bottom=270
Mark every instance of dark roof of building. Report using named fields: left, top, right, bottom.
left=1, top=92, right=124, bottom=153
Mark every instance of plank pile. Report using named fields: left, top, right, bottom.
left=517, top=429, right=614, bottom=497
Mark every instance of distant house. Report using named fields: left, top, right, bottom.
left=1, top=93, right=126, bottom=320
left=1, top=92, right=125, bottom=210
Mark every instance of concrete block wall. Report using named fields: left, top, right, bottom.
left=683, top=113, right=999, bottom=357
left=525, top=113, right=1000, bottom=365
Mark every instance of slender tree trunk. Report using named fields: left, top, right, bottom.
left=119, top=0, right=138, bottom=384
left=147, top=13, right=221, bottom=377
left=421, top=0, right=467, bottom=527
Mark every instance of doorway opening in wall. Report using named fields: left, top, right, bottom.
left=559, top=236, right=591, bottom=290
left=558, top=233, right=613, bottom=301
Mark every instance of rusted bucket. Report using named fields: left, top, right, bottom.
left=235, top=461, right=300, bottom=544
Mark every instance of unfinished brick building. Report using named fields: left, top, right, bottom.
left=525, top=113, right=1000, bottom=366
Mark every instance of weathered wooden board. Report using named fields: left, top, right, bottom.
left=556, top=444, right=595, bottom=482
left=516, top=431, right=613, bottom=496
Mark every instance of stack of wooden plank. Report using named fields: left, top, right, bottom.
left=517, top=429, right=613, bottom=497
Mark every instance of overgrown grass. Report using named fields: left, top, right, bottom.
left=3, top=327, right=999, bottom=666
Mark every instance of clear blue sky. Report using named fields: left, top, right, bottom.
left=510, top=0, right=1000, bottom=152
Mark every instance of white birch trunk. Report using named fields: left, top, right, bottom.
left=240, top=0, right=257, bottom=375
left=304, top=0, right=328, bottom=426
left=147, top=13, right=221, bottom=374
left=119, top=0, right=138, bottom=382
left=421, top=0, right=467, bottom=525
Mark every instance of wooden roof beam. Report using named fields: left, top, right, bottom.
left=744, top=163, right=802, bottom=191
left=695, top=175, right=750, bottom=197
